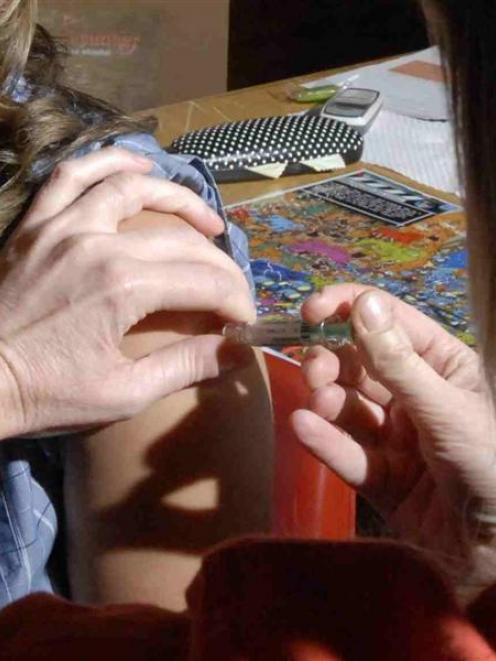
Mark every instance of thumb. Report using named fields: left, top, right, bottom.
left=351, top=291, right=454, bottom=419
left=122, top=335, right=254, bottom=410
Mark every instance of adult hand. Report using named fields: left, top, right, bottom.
left=291, top=284, right=496, bottom=591
left=0, top=148, right=254, bottom=438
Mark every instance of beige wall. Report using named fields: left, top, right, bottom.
left=38, top=0, right=230, bottom=112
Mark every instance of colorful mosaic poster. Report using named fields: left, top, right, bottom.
left=226, top=168, right=471, bottom=352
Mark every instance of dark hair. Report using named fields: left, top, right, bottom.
left=0, top=0, right=155, bottom=232
left=423, top=1, right=496, bottom=383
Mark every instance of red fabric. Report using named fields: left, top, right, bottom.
left=467, top=583, right=496, bottom=650
left=1, top=539, right=495, bottom=660
left=0, top=593, right=189, bottom=660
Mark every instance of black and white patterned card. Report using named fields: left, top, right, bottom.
left=169, top=114, right=363, bottom=182
left=307, top=169, right=459, bottom=225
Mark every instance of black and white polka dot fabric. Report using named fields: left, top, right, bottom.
left=168, top=114, right=363, bottom=182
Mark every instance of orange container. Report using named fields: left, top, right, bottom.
left=266, top=352, right=356, bottom=539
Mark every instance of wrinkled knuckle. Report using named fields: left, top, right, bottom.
left=74, top=232, right=102, bottom=256
left=310, top=387, right=326, bottom=413
left=58, top=234, right=81, bottom=256
left=97, top=177, right=128, bottom=208
left=152, top=179, right=176, bottom=199
left=306, top=362, right=327, bottom=390
left=174, top=193, right=197, bottom=216
left=309, top=388, right=340, bottom=423
left=176, top=343, right=202, bottom=384
left=47, top=236, right=91, bottom=269
left=105, top=172, right=138, bottom=196
left=50, top=160, right=78, bottom=187
left=210, top=266, right=238, bottom=299
left=402, top=348, right=423, bottom=372
left=57, top=233, right=102, bottom=262
left=165, top=183, right=206, bottom=215
left=101, top=145, right=127, bottom=160
left=116, top=383, right=148, bottom=418
left=370, top=338, right=416, bottom=375
left=98, top=257, right=135, bottom=293
left=39, top=215, right=67, bottom=242
left=45, top=233, right=81, bottom=266
left=100, top=173, right=142, bottom=213
left=442, top=349, right=473, bottom=382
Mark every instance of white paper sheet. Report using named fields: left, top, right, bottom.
left=362, top=109, right=459, bottom=194
left=304, top=47, right=449, bottom=121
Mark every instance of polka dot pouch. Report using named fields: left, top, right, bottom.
left=168, top=114, right=363, bottom=182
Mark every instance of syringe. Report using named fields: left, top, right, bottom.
left=222, top=318, right=353, bottom=349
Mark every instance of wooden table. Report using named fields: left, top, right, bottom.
left=142, top=70, right=358, bottom=540
left=146, top=66, right=366, bottom=205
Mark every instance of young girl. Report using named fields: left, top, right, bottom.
left=0, top=0, right=272, bottom=612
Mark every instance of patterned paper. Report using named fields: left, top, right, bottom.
left=226, top=169, right=471, bottom=358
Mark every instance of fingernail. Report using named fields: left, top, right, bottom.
left=358, top=292, right=392, bottom=332
left=209, top=208, right=225, bottom=228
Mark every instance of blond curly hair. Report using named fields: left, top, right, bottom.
left=0, top=0, right=154, bottom=233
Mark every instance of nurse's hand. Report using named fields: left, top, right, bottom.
left=291, top=284, right=496, bottom=595
left=0, top=148, right=254, bottom=438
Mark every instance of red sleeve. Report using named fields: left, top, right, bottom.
left=1, top=540, right=496, bottom=661
left=467, top=583, right=496, bottom=649
left=187, top=538, right=496, bottom=660
left=0, top=593, right=189, bottom=661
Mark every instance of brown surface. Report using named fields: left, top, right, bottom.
left=392, top=60, right=445, bottom=83
left=144, top=64, right=460, bottom=206
left=39, top=0, right=229, bottom=112
left=145, top=65, right=374, bottom=205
